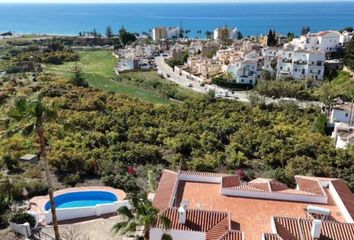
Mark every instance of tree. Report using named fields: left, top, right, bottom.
left=301, top=26, right=311, bottom=35
left=7, top=97, right=61, bottom=240
left=105, top=26, right=113, bottom=40
left=236, top=31, right=243, bottom=40
left=287, top=32, right=295, bottom=42
left=260, top=70, right=272, bottom=81
left=70, top=66, right=89, bottom=88
left=119, top=26, right=137, bottom=45
left=344, top=37, right=354, bottom=70
left=205, top=31, right=213, bottom=39
left=267, top=29, right=277, bottom=47
left=113, top=196, right=170, bottom=239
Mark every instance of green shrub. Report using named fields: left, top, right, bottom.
left=63, top=173, right=81, bottom=187
left=9, top=211, right=36, bottom=228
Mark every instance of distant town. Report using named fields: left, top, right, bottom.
left=1, top=22, right=354, bottom=240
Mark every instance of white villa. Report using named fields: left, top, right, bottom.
left=330, top=103, right=354, bottom=124
left=226, top=60, right=258, bottom=85
left=150, top=170, right=354, bottom=240
left=277, top=48, right=325, bottom=80
left=331, top=123, right=354, bottom=149
left=290, top=30, right=352, bottom=53
left=262, top=46, right=325, bottom=80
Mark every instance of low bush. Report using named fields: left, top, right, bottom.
left=9, top=211, right=36, bottom=228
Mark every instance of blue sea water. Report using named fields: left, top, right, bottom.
left=0, top=2, right=354, bottom=36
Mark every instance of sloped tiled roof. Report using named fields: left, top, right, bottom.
left=222, top=175, right=241, bottom=188
left=247, top=178, right=288, bottom=192
left=152, top=170, right=178, bottom=210
left=263, top=233, right=284, bottom=240
left=330, top=179, right=354, bottom=219
left=295, top=176, right=326, bottom=196
left=218, top=231, right=244, bottom=240
left=179, top=171, right=231, bottom=177
left=206, top=215, right=230, bottom=240
left=155, top=208, right=229, bottom=234
left=273, top=216, right=354, bottom=240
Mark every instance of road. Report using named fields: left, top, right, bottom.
left=155, top=56, right=323, bottom=108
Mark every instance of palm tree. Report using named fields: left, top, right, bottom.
left=113, top=196, right=171, bottom=240
left=7, top=97, right=61, bottom=240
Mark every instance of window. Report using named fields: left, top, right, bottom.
left=310, top=69, right=313, bottom=73
left=345, top=113, right=349, bottom=118
left=318, top=70, right=321, bottom=74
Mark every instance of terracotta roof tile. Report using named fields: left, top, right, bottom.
left=218, top=231, right=244, bottom=240
left=295, top=176, right=326, bottom=196
left=331, top=180, right=354, bottom=220
left=263, top=233, right=284, bottom=240
left=180, top=171, right=231, bottom=177
left=273, top=216, right=354, bottom=240
left=155, top=208, right=229, bottom=235
left=152, top=170, right=178, bottom=210
left=206, top=215, right=230, bottom=240
left=222, top=176, right=241, bottom=188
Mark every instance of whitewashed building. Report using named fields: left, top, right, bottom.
left=227, top=59, right=258, bottom=85
left=330, top=103, right=354, bottom=124
left=290, top=31, right=345, bottom=53
left=331, top=123, right=354, bottom=149
left=276, top=49, right=325, bottom=80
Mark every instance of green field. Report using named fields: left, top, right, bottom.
left=45, top=50, right=175, bottom=104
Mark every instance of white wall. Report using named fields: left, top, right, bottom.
left=328, top=182, right=354, bottom=223
left=330, top=109, right=353, bottom=124
left=221, top=188, right=328, bottom=204
left=179, top=174, right=222, bottom=183
left=45, top=200, right=129, bottom=223
left=150, top=228, right=205, bottom=240
left=9, top=222, right=31, bottom=238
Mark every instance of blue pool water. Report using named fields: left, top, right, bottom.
left=44, top=191, right=118, bottom=210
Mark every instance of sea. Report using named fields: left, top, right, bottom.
left=0, top=2, right=354, bottom=37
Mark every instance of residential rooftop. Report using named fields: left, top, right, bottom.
left=152, top=170, right=354, bottom=240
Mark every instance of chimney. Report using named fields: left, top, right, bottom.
left=178, top=205, right=186, bottom=224
left=178, top=200, right=188, bottom=224
left=311, top=219, right=322, bottom=239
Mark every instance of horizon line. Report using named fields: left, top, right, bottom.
left=1, top=0, right=354, bottom=4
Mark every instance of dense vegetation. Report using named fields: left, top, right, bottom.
left=255, top=71, right=354, bottom=102
left=1, top=36, right=354, bottom=231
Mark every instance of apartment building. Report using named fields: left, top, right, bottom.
left=152, top=27, right=180, bottom=41
left=290, top=30, right=351, bottom=53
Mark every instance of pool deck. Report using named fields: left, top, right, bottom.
left=29, top=186, right=126, bottom=225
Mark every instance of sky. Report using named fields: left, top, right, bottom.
left=0, top=0, right=353, bottom=3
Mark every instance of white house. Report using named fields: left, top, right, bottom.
left=332, top=123, right=354, bottom=149
left=214, top=27, right=238, bottom=41
left=150, top=205, right=244, bottom=240
left=276, top=49, right=325, bottom=80
left=262, top=47, right=282, bottom=74
left=330, top=103, right=354, bottom=124
left=227, top=59, right=258, bottom=85
left=290, top=31, right=344, bottom=53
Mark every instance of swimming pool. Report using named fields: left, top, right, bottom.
left=44, top=191, right=118, bottom=210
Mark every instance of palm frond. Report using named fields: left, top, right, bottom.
left=158, top=215, right=171, bottom=231
left=112, top=221, right=129, bottom=234
left=117, top=206, right=134, bottom=219
left=120, top=220, right=137, bottom=235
